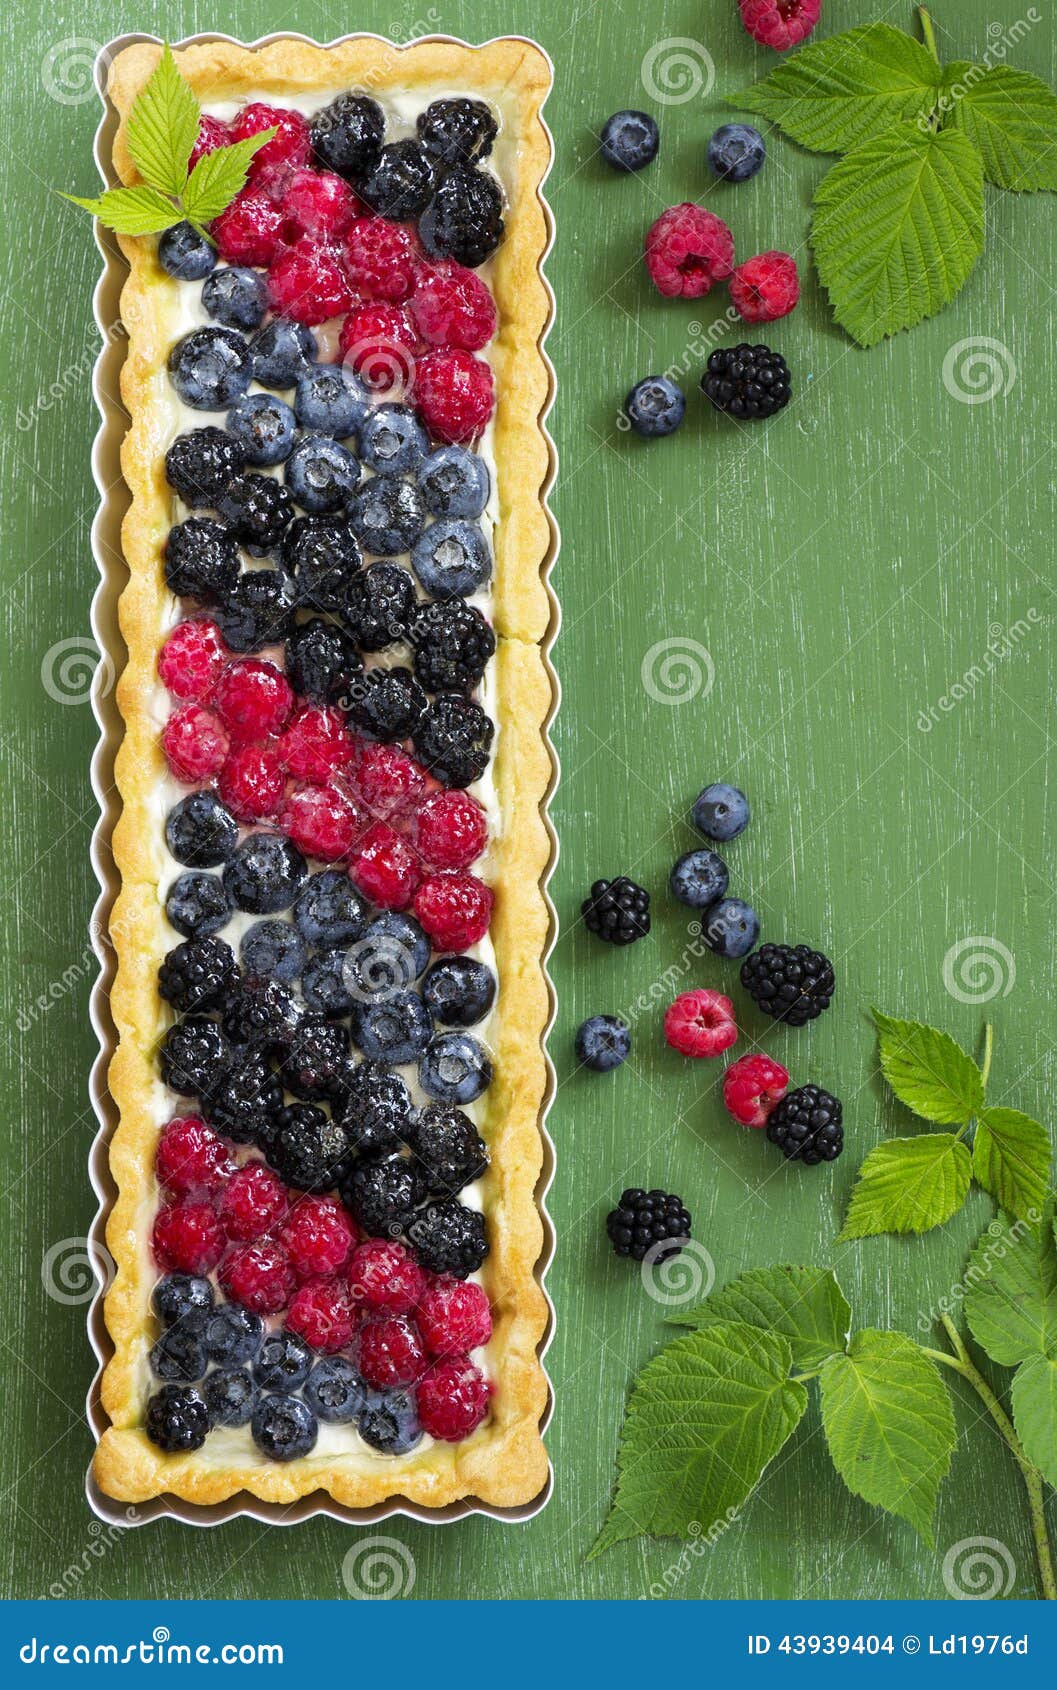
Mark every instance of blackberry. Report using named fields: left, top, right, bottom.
left=145, top=1383, right=210, bottom=1452
left=226, top=392, right=296, bottom=466
left=294, top=870, right=369, bottom=949
left=283, top=513, right=362, bottom=615
left=310, top=92, right=385, bottom=180
left=164, top=518, right=239, bottom=603
left=605, top=1189, right=691, bottom=1262
left=411, top=601, right=495, bottom=694
left=338, top=1061, right=414, bottom=1157
left=359, top=139, right=437, bottom=219
left=240, top=919, right=306, bottom=985
left=150, top=1316, right=209, bottom=1382
left=417, top=98, right=498, bottom=167
left=766, top=1085, right=844, bottom=1165
left=406, top=1198, right=488, bottom=1278
left=348, top=474, right=427, bottom=557
left=214, top=566, right=296, bottom=653
left=224, top=832, right=307, bottom=914
left=340, top=1153, right=427, bottom=1239
left=356, top=1387, right=421, bottom=1454
left=582, top=877, right=650, bottom=946
left=345, top=561, right=416, bottom=651
left=217, top=473, right=294, bottom=555
left=158, top=936, right=239, bottom=1015
left=420, top=167, right=504, bottom=268
left=151, top=1272, right=214, bottom=1326
left=223, top=974, right=304, bottom=1050
left=285, top=618, right=362, bottom=705
left=305, top=1356, right=365, bottom=1422
left=740, top=943, right=835, bottom=1027
left=159, top=1016, right=230, bottom=1097
left=165, top=428, right=246, bottom=508
left=266, top=1103, right=351, bottom=1193
left=254, top=1330, right=312, bottom=1393
left=347, top=665, right=427, bottom=743
left=412, top=693, right=494, bottom=788
left=252, top=1394, right=318, bottom=1461
left=165, top=792, right=239, bottom=869
left=279, top=1018, right=351, bottom=1102
left=165, top=871, right=232, bottom=939
left=354, top=990, right=433, bottom=1066
left=301, top=949, right=356, bottom=1019
left=407, top=1104, right=488, bottom=1196
left=204, top=1050, right=282, bottom=1146
left=702, top=344, right=791, bottom=421
left=202, top=1302, right=263, bottom=1366
left=204, top=1365, right=258, bottom=1427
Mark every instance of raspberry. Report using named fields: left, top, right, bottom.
left=214, top=658, right=294, bottom=745
left=416, top=1356, right=490, bottom=1441
left=152, top=1201, right=226, bottom=1275
left=352, top=742, right=428, bottom=819
left=281, top=1195, right=356, bottom=1279
left=412, top=790, right=488, bottom=871
left=280, top=782, right=364, bottom=862
left=158, top=619, right=229, bottom=702
left=213, top=190, right=285, bottom=267
left=155, top=1116, right=232, bottom=1198
left=278, top=705, right=355, bottom=781
left=414, top=872, right=493, bottom=949
left=356, top=1314, right=427, bottom=1388
left=268, top=239, right=354, bottom=326
left=730, top=251, right=800, bottom=324
left=645, top=204, right=735, bottom=300
left=285, top=1279, right=357, bottom=1352
left=281, top=168, right=360, bottom=241
left=722, top=1053, right=790, bottom=1128
left=350, top=822, right=422, bottom=909
left=416, top=1277, right=492, bottom=1356
left=231, top=102, right=312, bottom=176
left=663, top=989, right=738, bottom=1058
left=410, top=261, right=497, bottom=351
left=347, top=1239, right=425, bottom=1315
left=218, top=743, right=286, bottom=822
left=190, top=114, right=231, bottom=170
left=415, top=350, right=495, bottom=444
left=342, top=216, right=420, bottom=303
left=739, top=0, right=821, bottom=51
left=162, top=705, right=230, bottom=784
left=219, top=1240, right=295, bottom=1313
left=338, top=304, right=419, bottom=393
left=218, top=1160, right=290, bottom=1240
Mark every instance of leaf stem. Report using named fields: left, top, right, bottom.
left=979, top=1021, right=994, bottom=1090
left=918, top=7, right=940, bottom=65
left=925, top=1317, right=1056, bottom=1600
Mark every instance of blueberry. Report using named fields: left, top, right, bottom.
left=356, top=1388, right=422, bottom=1454
left=150, top=1317, right=208, bottom=1383
left=285, top=434, right=361, bottom=514
left=349, top=475, right=427, bottom=556
left=168, top=326, right=253, bottom=410
left=419, top=445, right=491, bottom=519
left=343, top=913, right=430, bottom=1001
left=159, top=221, right=216, bottom=280
left=214, top=566, right=297, bottom=653
left=249, top=319, right=317, bottom=389
left=359, top=405, right=429, bottom=475
left=626, top=376, right=686, bottom=439
left=355, top=990, right=433, bottom=1065
left=599, top=109, right=660, bottom=173
left=411, top=518, right=492, bottom=599
left=204, top=1366, right=258, bottom=1428
left=254, top=1330, right=313, bottom=1394
left=701, top=896, right=760, bottom=960
left=165, top=871, right=232, bottom=939
left=293, top=870, right=370, bottom=949
left=239, top=919, right=306, bottom=985
left=418, top=1033, right=493, bottom=1104
left=707, top=123, right=766, bottom=183
left=305, top=1357, right=366, bottom=1423
left=692, top=782, right=750, bottom=842
left=202, top=265, right=267, bottom=330
left=226, top=393, right=297, bottom=466
left=252, top=1394, right=318, bottom=1460
left=202, top=1303, right=264, bottom=1366
left=165, top=791, right=239, bottom=868
left=151, top=1273, right=215, bottom=1326
left=294, top=363, right=369, bottom=440
left=422, top=956, right=496, bottom=1028
left=575, top=1014, right=631, bottom=1073
left=301, top=948, right=356, bottom=1019
left=669, top=848, right=730, bottom=910
left=224, top=832, right=307, bottom=914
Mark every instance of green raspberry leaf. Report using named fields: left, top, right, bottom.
left=945, top=64, right=1057, bottom=192
left=811, top=126, right=985, bottom=348
left=125, top=43, right=200, bottom=197
left=1011, top=1354, right=1057, bottom=1489
left=62, top=185, right=180, bottom=236
left=973, top=1108, right=1053, bottom=1221
left=734, top=23, right=943, bottom=156
left=964, top=1208, right=1057, bottom=1365
left=839, top=1134, right=972, bottom=1240
left=182, top=132, right=277, bottom=224
left=820, top=1329, right=955, bottom=1545
left=871, top=1010, right=985, bottom=1124
left=590, top=1322, right=807, bottom=1558
left=669, top=1265, right=851, bottom=1371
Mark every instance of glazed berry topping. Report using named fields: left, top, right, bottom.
left=285, top=619, right=362, bottom=704
left=223, top=973, right=304, bottom=1050
left=164, top=519, right=239, bottom=603
left=278, top=705, right=354, bottom=781
left=356, top=1314, right=427, bottom=1389
left=305, top=1356, right=366, bottom=1422
left=410, top=601, right=496, bottom=695
left=644, top=204, right=735, bottom=300
left=418, top=1034, right=493, bottom=1106
left=421, top=955, right=496, bottom=1028
left=310, top=92, right=385, bottom=180
left=152, top=1271, right=215, bottom=1325
left=214, top=658, right=294, bottom=744
left=347, top=666, right=427, bottom=744
left=411, top=261, right=497, bottom=350
left=254, top=1329, right=313, bottom=1393
left=154, top=1115, right=232, bottom=1198
left=416, top=1278, right=492, bottom=1357
left=350, top=822, right=423, bottom=910
left=216, top=473, right=294, bottom=554
left=190, top=114, right=231, bottom=169
left=420, top=167, right=504, bottom=268
left=169, top=326, right=253, bottom=410
left=413, top=694, right=494, bottom=789
left=220, top=1241, right=296, bottom=1314
left=162, top=705, right=229, bottom=783
left=359, top=405, right=429, bottom=475
left=339, top=304, right=419, bottom=392
left=348, top=475, right=427, bottom=557
left=411, top=518, right=492, bottom=600
left=214, top=567, right=297, bottom=655
left=419, top=445, right=490, bottom=519
left=413, top=789, right=488, bottom=870
left=158, top=935, right=238, bottom=1015
left=240, top=919, right=306, bottom=986
left=218, top=743, right=286, bottom=822
left=151, top=1322, right=210, bottom=1385
left=346, top=1239, right=425, bottom=1316
left=405, top=1198, right=488, bottom=1278
left=268, top=238, right=355, bottom=325
left=342, top=217, right=420, bottom=304
left=414, top=872, right=493, bottom=950
left=407, top=1103, right=488, bottom=1196
left=282, top=167, right=360, bottom=240
left=231, top=102, right=312, bottom=176
left=218, top=1161, right=289, bottom=1240
left=267, top=1103, right=351, bottom=1193
left=202, top=1302, right=264, bottom=1366
left=146, top=1384, right=210, bottom=1453
left=359, top=139, right=437, bottom=220
left=226, top=393, right=296, bottom=465
left=204, top=1366, right=258, bottom=1427
left=281, top=1194, right=355, bottom=1279
left=280, top=1018, right=351, bottom=1102
left=251, top=1394, right=318, bottom=1460
left=418, top=97, right=497, bottom=165
left=165, top=425, right=246, bottom=507
left=722, top=1053, right=790, bottom=1129
left=416, top=1356, right=491, bottom=1441
left=284, top=515, right=362, bottom=616
left=341, top=1154, right=427, bottom=1239
left=158, top=618, right=229, bottom=703
left=203, top=267, right=268, bottom=332
left=159, top=1015, right=230, bottom=1096
left=664, top=989, right=739, bottom=1059
left=339, top=1061, right=415, bottom=1158
left=213, top=189, right=285, bottom=267
left=224, top=831, right=307, bottom=915
left=152, top=1201, right=226, bottom=1275
left=286, top=1279, right=358, bottom=1352
left=414, top=349, right=495, bottom=444
left=203, top=1048, right=283, bottom=1146
left=352, top=742, right=427, bottom=819
left=280, top=782, right=364, bottom=862
left=250, top=318, right=318, bottom=389
left=294, top=869, right=369, bottom=948
left=166, top=871, right=233, bottom=940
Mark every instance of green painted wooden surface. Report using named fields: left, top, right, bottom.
left=1, top=0, right=1054, bottom=1601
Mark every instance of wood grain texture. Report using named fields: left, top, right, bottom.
left=0, top=0, right=1054, bottom=1600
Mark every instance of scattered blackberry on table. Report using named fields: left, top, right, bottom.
left=165, top=871, right=232, bottom=940
left=360, top=139, right=437, bottom=219
left=582, top=877, right=650, bottom=946
left=418, top=97, right=498, bottom=167
left=701, top=897, right=760, bottom=960
left=422, top=955, right=496, bottom=1028
left=339, top=1061, right=414, bottom=1157
left=202, top=265, right=267, bottom=330
left=159, top=221, right=216, bottom=280
left=406, top=1198, right=488, bottom=1278
left=226, top=392, right=296, bottom=466
left=254, top=1330, right=313, bottom=1393
left=267, top=1103, right=351, bottom=1193
left=693, top=782, right=750, bottom=842
left=158, top=936, right=239, bottom=1016
left=669, top=848, right=729, bottom=911
left=240, top=919, right=306, bottom=986
left=159, top=1016, right=230, bottom=1097
left=214, top=566, right=297, bottom=653
left=418, top=1032, right=493, bottom=1105
left=576, top=1015, right=631, bottom=1073
left=223, top=974, right=304, bottom=1051
left=249, top=318, right=317, bottom=389
left=150, top=1317, right=209, bottom=1383
left=305, top=1356, right=366, bottom=1422
left=252, top=1394, right=318, bottom=1460
left=359, top=405, right=428, bottom=476
left=301, top=949, right=356, bottom=1019
left=294, top=870, right=369, bottom=949
left=357, top=1388, right=422, bottom=1454
left=217, top=473, right=294, bottom=555
left=204, top=1050, right=282, bottom=1145
left=310, top=91, right=385, bottom=178
left=146, top=1383, right=210, bottom=1452
left=407, top=1104, right=488, bottom=1196
left=740, top=943, right=835, bottom=1026
left=283, top=513, right=361, bottom=615
left=599, top=110, right=660, bottom=173
left=280, top=1018, right=350, bottom=1102
left=165, top=791, right=239, bottom=869
left=355, top=990, right=433, bottom=1066
left=285, top=435, right=361, bottom=516
left=348, top=666, right=428, bottom=743
left=413, top=694, right=494, bottom=788
left=151, top=1272, right=214, bottom=1327
left=703, top=344, right=791, bottom=420
left=164, top=518, right=240, bottom=602
left=342, top=1153, right=427, bottom=1239
left=202, top=1302, right=263, bottom=1366
left=285, top=618, right=362, bottom=704
left=345, top=912, right=431, bottom=999
left=169, top=326, right=253, bottom=410
left=165, top=429, right=246, bottom=509
left=766, top=1085, right=844, bottom=1165
left=224, top=832, right=307, bottom=915
left=345, top=561, right=415, bottom=650
left=420, top=166, right=505, bottom=267
left=411, top=517, right=492, bottom=600
left=204, top=1365, right=258, bottom=1427
left=626, top=376, right=685, bottom=438
left=411, top=600, right=496, bottom=695
left=419, top=444, right=491, bottom=519
left=294, top=363, right=368, bottom=440
left=606, top=1189, right=691, bottom=1262
left=348, top=474, right=427, bottom=556
left=707, top=123, right=766, bottom=182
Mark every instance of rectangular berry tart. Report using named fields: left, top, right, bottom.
left=91, top=35, right=555, bottom=1511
